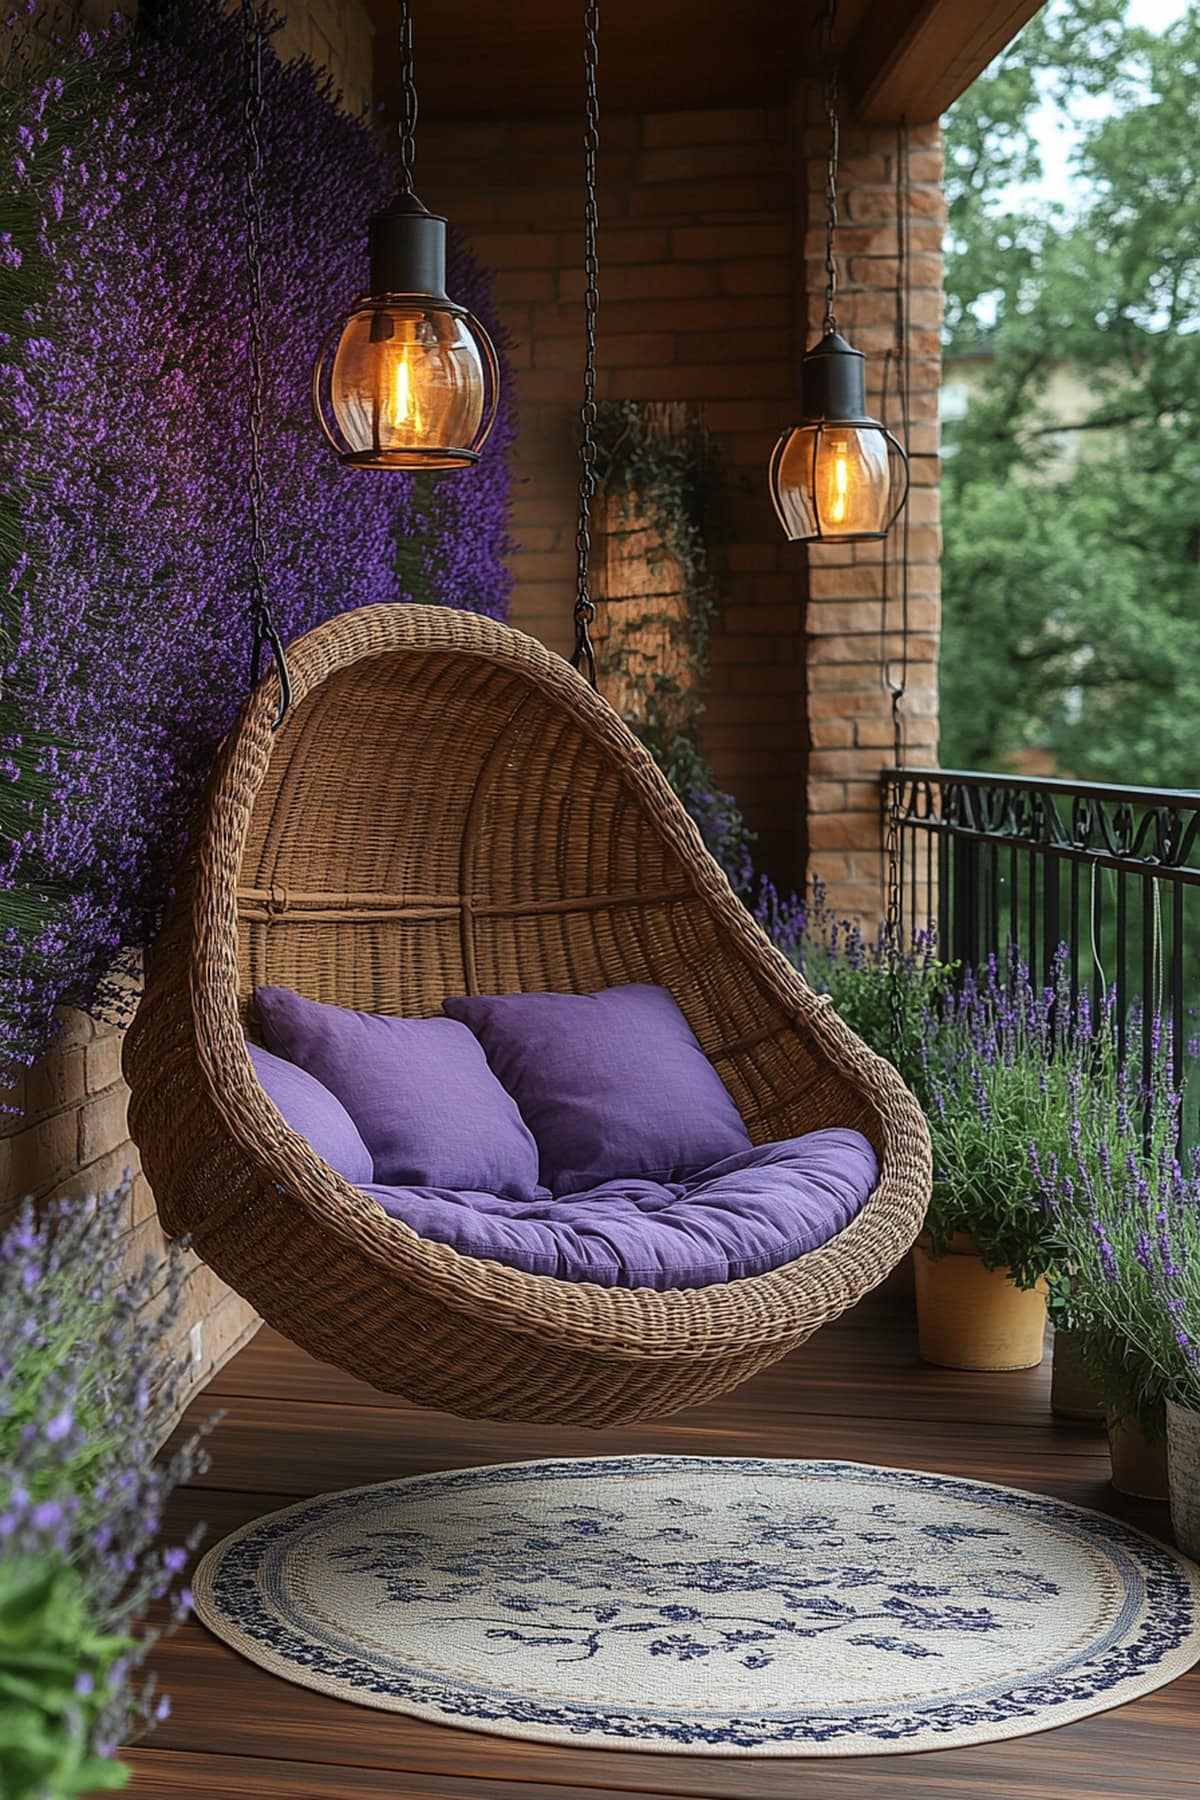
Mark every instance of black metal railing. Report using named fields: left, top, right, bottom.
left=882, top=768, right=1200, bottom=1096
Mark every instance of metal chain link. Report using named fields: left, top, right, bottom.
left=819, top=0, right=839, bottom=335
left=570, top=0, right=600, bottom=689
left=397, top=0, right=418, bottom=193
left=240, top=0, right=290, bottom=727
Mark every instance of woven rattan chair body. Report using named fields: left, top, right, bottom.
left=124, top=604, right=930, bottom=1425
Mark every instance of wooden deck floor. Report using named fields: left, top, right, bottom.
left=128, top=1299, right=1200, bottom=1799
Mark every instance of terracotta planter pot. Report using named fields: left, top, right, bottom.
left=913, top=1233, right=1048, bottom=1371
left=1107, top=1412, right=1170, bottom=1500
left=1167, top=1399, right=1200, bottom=1558
left=1051, top=1329, right=1105, bottom=1422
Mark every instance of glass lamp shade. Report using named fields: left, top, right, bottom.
left=314, top=299, right=499, bottom=470
left=769, top=328, right=909, bottom=543
left=769, top=419, right=906, bottom=542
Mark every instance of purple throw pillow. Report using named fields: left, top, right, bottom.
left=443, top=983, right=753, bottom=1198
left=255, top=988, right=541, bottom=1200
left=247, top=1042, right=374, bottom=1187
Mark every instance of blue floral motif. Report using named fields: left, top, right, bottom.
left=197, top=1456, right=1200, bottom=1755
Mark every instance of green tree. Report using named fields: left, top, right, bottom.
left=940, top=0, right=1200, bottom=786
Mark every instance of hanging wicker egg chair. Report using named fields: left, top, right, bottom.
left=124, top=603, right=929, bottom=1426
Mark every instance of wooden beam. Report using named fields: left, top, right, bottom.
left=848, top=0, right=1047, bottom=124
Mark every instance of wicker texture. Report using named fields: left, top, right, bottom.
left=124, top=605, right=930, bottom=1426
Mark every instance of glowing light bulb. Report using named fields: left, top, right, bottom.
left=829, top=444, right=849, bottom=524
left=392, top=351, right=422, bottom=433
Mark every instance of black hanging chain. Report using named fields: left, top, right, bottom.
left=818, top=0, right=840, bottom=336
left=240, top=0, right=290, bottom=728
left=882, top=118, right=913, bottom=1058
left=397, top=0, right=418, bottom=194
left=570, top=0, right=600, bottom=689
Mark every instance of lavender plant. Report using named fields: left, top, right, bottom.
left=0, top=0, right=515, bottom=1090
left=757, top=873, right=947, bottom=1093
left=916, top=950, right=1120, bottom=1284
left=1034, top=1011, right=1200, bottom=1431
left=0, top=1187, right=209, bottom=1796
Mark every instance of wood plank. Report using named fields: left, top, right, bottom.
left=366, top=0, right=888, bottom=122
left=849, top=0, right=1047, bottom=122
left=126, top=1747, right=635, bottom=1799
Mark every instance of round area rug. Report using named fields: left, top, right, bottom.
left=193, top=1455, right=1200, bottom=1756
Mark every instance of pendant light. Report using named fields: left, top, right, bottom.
left=769, top=0, right=908, bottom=543
left=312, top=0, right=499, bottom=470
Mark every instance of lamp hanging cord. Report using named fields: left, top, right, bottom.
left=819, top=0, right=839, bottom=335
left=241, top=0, right=290, bottom=728
left=571, top=0, right=600, bottom=689
left=882, top=118, right=912, bottom=1058
left=397, top=0, right=417, bottom=194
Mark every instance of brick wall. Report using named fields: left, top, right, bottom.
left=419, top=104, right=807, bottom=888
left=0, top=0, right=376, bottom=1418
left=420, top=95, right=942, bottom=906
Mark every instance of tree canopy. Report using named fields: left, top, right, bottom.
left=940, top=0, right=1200, bottom=788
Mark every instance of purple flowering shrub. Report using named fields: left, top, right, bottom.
left=756, top=873, right=948, bottom=1090
left=659, top=735, right=755, bottom=896
left=915, top=948, right=1133, bottom=1283
left=0, top=0, right=514, bottom=1088
left=1034, top=1009, right=1200, bottom=1432
left=0, top=1187, right=208, bottom=1794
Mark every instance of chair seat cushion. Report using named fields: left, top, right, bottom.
left=443, top=983, right=753, bottom=1197
left=361, top=1129, right=878, bottom=1290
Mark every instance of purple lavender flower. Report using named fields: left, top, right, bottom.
left=0, top=0, right=515, bottom=1082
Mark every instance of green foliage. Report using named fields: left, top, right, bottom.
left=591, top=401, right=758, bottom=892
left=941, top=0, right=1200, bottom=785
left=593, top=400, right=718, bottom=710
left=0, top=1563, right=131, bottom=1800
left=0, top=1192, right=211, bottom=1795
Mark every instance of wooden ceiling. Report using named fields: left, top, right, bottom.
left=366, top=0, right=1046, bottom=126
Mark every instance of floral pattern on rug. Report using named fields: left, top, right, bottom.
left=195, top=1455, right=1200, bottom=1756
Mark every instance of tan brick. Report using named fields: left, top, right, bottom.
left=76, top=1085, right=129, bottom=1167
left=24, top=1047, right=86, bottom=1117
left=85, top=1033, right=123, bottom=1093
left=4, top=1111, right=78, bottom=1200
left=807, top=567, right=886, bottom=604
left=809, top=812, right=885, bottom=851
left=58, top=1138, right=136, bottom=1196
left=629, top=177, right=788, bottom=218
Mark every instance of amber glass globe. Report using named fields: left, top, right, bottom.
left=315, top=299, right=499, bottom=470
left=769, top=420, right=898, bottom=542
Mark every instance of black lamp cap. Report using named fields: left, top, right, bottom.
left=800, top=328, right=876, bottom=424
left=367, top=188, right=451, bottom=302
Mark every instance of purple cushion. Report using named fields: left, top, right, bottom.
left=443, top=983, right=752, bottom=1197
left=362, top=1130, right=878, bottom=1289
left=247, top=1042, right=374, bottom=1186
left=255, top=987, right=540, bottom=1200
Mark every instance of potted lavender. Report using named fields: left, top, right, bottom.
left=909, top=953, right=1105, bottom=1371
left=0, top=1189, right=209, bottom=1797
left=1037, top=1030, right=1199, bottom=1509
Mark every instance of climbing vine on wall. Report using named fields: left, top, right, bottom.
left=0, top=0, right=514, bottom=1087
left=594, top=400, right=753, bottom=894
